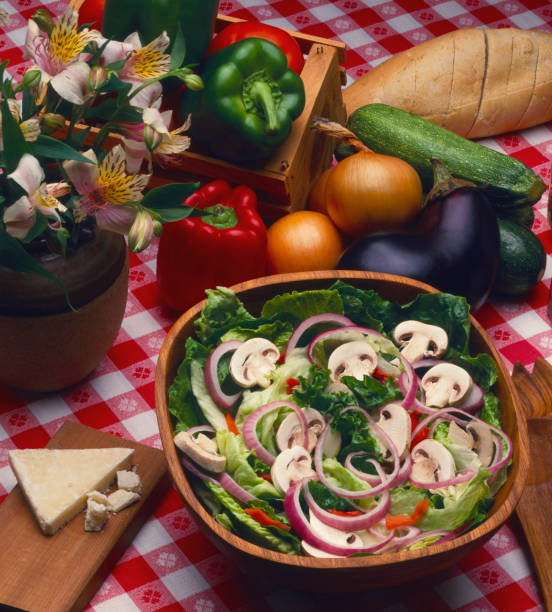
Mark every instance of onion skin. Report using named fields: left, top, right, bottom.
left=326, top=152, right=423, bottom=237
left=339, top=187, right=499, bottom=310
left=266, top=211, right=344, bottom=274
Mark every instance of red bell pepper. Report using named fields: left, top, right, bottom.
left=157, top=180, right=267, bottom=312
left=385, top=498, right=430, bottom=531
left=207, top=21, right=305, bottom=75
left=244, top=507, right=291, bottom=531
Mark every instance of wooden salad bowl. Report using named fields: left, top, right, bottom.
left=155, top=271, right=529, bottom=592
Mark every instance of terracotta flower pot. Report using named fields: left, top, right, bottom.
left=0, top=229, right=129, bottom=392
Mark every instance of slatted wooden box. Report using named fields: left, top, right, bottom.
left=57, top=16, right=347, bottom=220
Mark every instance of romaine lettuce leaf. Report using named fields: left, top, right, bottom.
left=261, top=289, right=343, bottom=322
left=205, top=481, right=300, bottom=554
left=168, top=337, right=211, bottom=432
left=194, top=287, right=255, bottom=346
left=216, top=430, right=281, bottom=500
left=390, top=468, right=492, bottom=532
left=220, top=319, right=294, bottom=352
left=235, top=348, right=312, bottom=427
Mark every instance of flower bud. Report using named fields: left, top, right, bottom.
left=183, top=74, right=204, bottom=91
left=128, top=209, right=155, bottom=253
left=32, top=8, right=54, bottom=35
left=143, top=124, right=163, bottom=152
left=40, top=113, right=66, bottom=135
left=20, top=69, right=42, bottom=92
left=153, top=218, right=163, bottom=237
left=88, top=66, right=108, bottom=92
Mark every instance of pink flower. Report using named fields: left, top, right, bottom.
left=62, top=145, right=151, bottom=238
left=3, top=154, right=69, bottom=239
left=23, top=7, right=100, bottom=105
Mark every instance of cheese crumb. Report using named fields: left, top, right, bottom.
left=84, top=499, right=108, bottom=532
left=117, top=470, right=142, bottom=494
left=107, top=489, right=140, bottom=513
left=87, top=490, right=108, bottom=505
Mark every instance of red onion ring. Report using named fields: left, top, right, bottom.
left=179, top=456, right=256, bottom=503
left=284, top=313, right=353, bottom=360
left=204, top=340, right=243, bottom=411
left=378, top=525, right=423, bottom=553
left=242, top=401, right=309, bottom=466
left=404, top=529, right=452, bottom=548
left=284, top=479, right=395, bottom=556
left=313, top=407, right=399, bottom=498
left=307, top=325, right=384, bottom=364
left=409, top=468, right=478, bottom=489
left=303, top=479, right=390, bottom=531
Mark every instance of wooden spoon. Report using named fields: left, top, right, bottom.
left=511, top=358, right=552, bottom=610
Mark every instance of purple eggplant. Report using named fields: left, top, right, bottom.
left=338, top=168, right=500, bottom=310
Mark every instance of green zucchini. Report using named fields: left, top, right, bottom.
left=498, top=205, right=535, bottom=229
left=335, top=104, right=546, bottom=209
left=493, top=218, right=546, bottom=296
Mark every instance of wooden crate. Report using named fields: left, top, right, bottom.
left=56, top=16, right=347, bottom=220
left=150, top=15, right=347, bottom=219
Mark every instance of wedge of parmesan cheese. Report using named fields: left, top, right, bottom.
left=8, top=448, right=134, bottom=535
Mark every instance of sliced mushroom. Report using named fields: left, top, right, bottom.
left=421, top=363, right=472, bottom=408
left=411, top=438, right=456, bottom=484
left=270, top=446, right=316, bottom=495
left=308, top=512, right=363, bottom=550
left=327, top=341, right=377, bottom=383
left=376, top=403, right=412, bottom=461
left=466, top=421, right=494, bottom=467
left=276, top=408, right=322, bottom=453
left=393, top=320, right=448, bottom=363
left=447, top=421, right=475, bottom=449
left=174, top=431, right=226, bottom=473
left=229, top=337, right=279, bottom=388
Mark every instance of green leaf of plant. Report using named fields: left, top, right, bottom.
left=68, top=125, right=91, bottom=150
left=1, top=98, right=30, bottom=172
left=170, top=23, right=186, bottom=69
left=21, top=89, right=37, bottom=121
left=153, top=207, right=201, bottom=222
left=141, top=182, right=199, bottom=210
left=111, top=105, right=143, bottom=124
left=95, top=72, right=132, bottom=95
left=0, top=226, right=73, bottom=309
left=29, top=135, right=94, bottom=163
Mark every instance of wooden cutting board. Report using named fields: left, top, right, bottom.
left=0, top=421, right=171, bottom=612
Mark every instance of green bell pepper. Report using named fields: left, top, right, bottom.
left=101, top=0, right=218, bottom=67
left=182, top=38, right=306, bottom=164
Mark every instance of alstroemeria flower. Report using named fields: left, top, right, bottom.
left=3, top=154, right=69, bottom=239
left=127, top=208, right=162, bottom=252
left=123, top=108, right=191, bottom=173
left=62, top=145, right=151, bottom=236
left=98, top=31, right=171, bottom=108
left=23, top=7, right=100, bottom=105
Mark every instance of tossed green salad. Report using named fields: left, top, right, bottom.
left=169, top=282, right=511, bottom=557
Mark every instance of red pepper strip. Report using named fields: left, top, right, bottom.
left=225, top=412, right=239, bottom=435
left=372, top=367, right=391, bottom=382
left=244, top=507, right=291, bottom=531
left=327, top=509, right=363, bottom=517
left=157, top=180, right=267, bottom=312
left=286, top=377, right=300, bottom=395
left=385, top=498, right=430, bottom=531
left=257, top=473, right=273, bottom=483
left=409, top=412, right=429, bottom=449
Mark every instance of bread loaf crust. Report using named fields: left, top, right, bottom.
left=342, top=27, right=552, bottom=138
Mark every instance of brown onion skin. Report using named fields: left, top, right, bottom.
left=325, top=152, right=423, bottom=237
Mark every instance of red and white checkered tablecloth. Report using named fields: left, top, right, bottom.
left=1, top=0, right=551, bottom=610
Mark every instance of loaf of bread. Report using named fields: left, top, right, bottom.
left=342, top=28, right=552, bottom=139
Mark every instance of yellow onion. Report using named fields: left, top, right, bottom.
left=325, top=151, right=423, bottom=237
